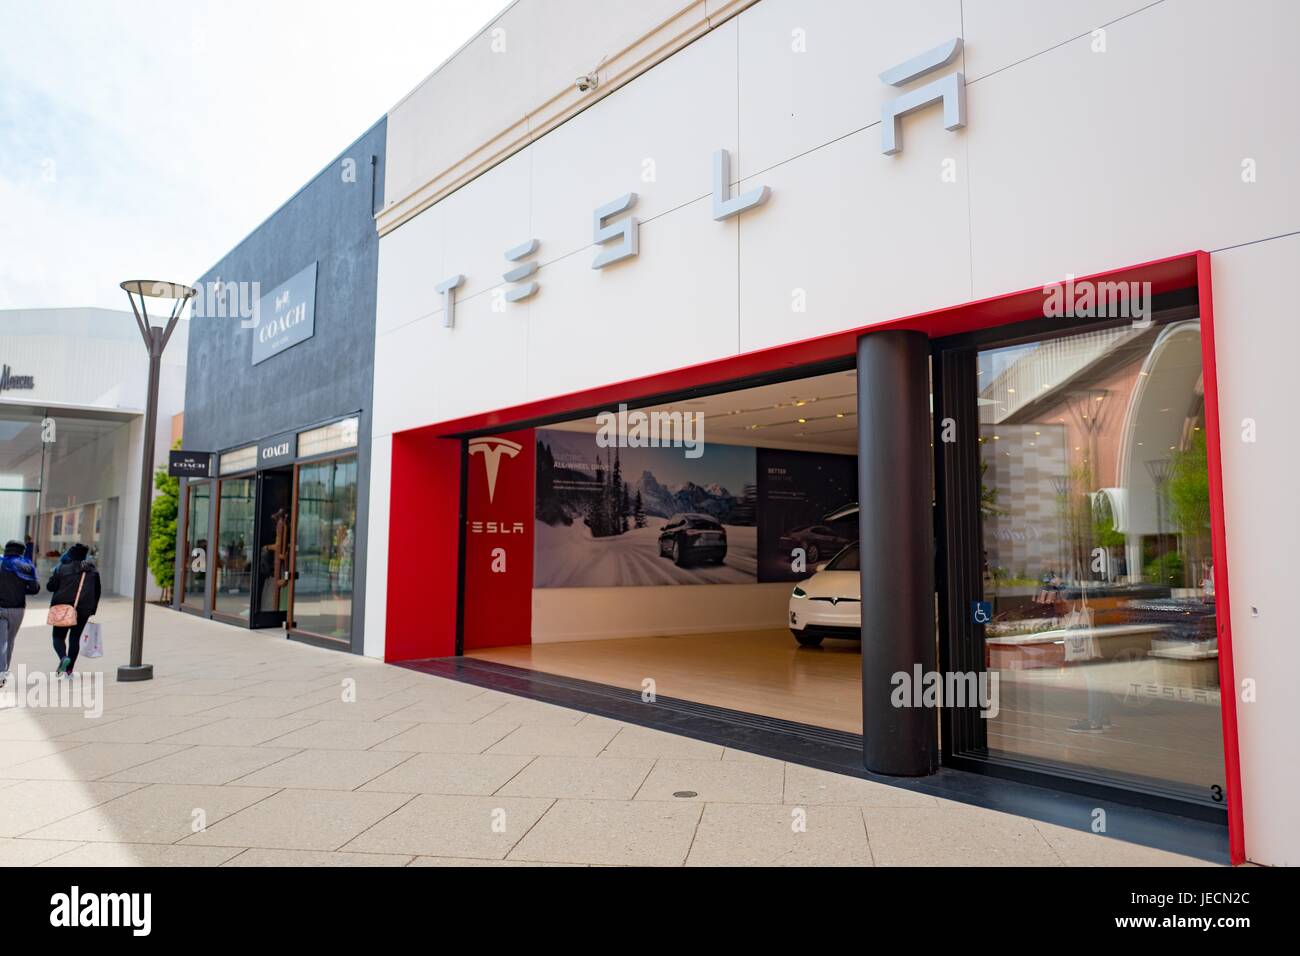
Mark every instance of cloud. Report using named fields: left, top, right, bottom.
left=0, top=0, right=506, bottom=310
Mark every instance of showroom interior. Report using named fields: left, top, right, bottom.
left=468, top=367, right=866, bottom=735
left=390, top=256, right=1233, bottom=832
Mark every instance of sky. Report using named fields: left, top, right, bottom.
left=0, top=0, right=507, bottom=311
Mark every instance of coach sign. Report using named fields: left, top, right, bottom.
left=258, top=432, right=297, bottom=469
left=167, top=450, right=212, bottom=478
left=251, top=262, right=317, bottom=366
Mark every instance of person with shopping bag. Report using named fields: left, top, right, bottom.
left=46, top=543, right=100, bottom=677
left=1, top=540, right=42, bottom=687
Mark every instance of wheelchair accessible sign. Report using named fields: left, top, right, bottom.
left=972, top=601, right=993, bottom=625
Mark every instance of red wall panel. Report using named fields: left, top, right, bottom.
left=384, top=431, right=461, bottom=662
left=462, top=428, right=535, bottom=651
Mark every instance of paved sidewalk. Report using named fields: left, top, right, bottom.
left=0, top=598, right=1210, bottom=867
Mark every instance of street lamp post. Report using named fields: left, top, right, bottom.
left=117, top=280, right=196, bottom=682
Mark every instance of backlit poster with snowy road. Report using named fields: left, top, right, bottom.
left=534, top=428, right=757, bottom=587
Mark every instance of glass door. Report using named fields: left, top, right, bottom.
left=936, top=306, right=1227, bottom=812
left=180, top=482, right=211, bottom=612
left=213, top=476, right=256, bottom=623
left=251, top=468, right=293, bottom=629
left=288, top=455, right=358, bottom=644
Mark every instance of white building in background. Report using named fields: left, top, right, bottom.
left=0, top=308, right=186, bottom=597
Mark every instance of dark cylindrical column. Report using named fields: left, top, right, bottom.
left=857, top=330, right=937, bottom=776
left=119, top=327, right=161, bottom=682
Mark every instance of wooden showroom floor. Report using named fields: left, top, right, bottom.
left=466, top=629, right=864, bottom=734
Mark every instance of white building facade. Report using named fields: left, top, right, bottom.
left=0, top=308, right=186, bottom=598
left=363, top=0, right=1299, bottom=866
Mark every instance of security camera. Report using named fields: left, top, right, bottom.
left=575, top=74, right=598, bottom=93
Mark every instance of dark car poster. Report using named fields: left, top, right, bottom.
left=756, top=447, right=857, bottom=582
left=534, top=427, right=757, bottom=587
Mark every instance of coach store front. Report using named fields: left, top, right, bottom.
left=174, top=118, right=383, bottom=654
left=180, top=416, right=360, bottom=647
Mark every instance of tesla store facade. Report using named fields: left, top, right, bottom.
left=173, top=119, right=385, bottom=653
left=343, top=0, right=1300, bottom=865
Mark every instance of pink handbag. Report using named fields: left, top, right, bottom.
left=47, top=571, right=86, bottom=628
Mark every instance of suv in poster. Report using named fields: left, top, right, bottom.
left=658, top=513, right=728, bottom=566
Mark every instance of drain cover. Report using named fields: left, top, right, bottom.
left=672, top=790, right=698, bottom=798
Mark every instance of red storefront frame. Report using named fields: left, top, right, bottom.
left=384, top=250, right=1244, bottom=863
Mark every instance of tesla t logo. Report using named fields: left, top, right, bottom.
left=468, top=436, right=521, bottom=503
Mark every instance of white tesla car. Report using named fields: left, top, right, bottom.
left=788, top=541, right=861, bottom=647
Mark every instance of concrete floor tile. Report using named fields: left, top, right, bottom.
left=155, top=678, right=265, bottom=696
left=687, top=803, right=874, bottom=867
left=236, top=681, right=341, bottom=699
left=508, top=799, right=702, bottom=867
left=0, top=743, right=188, bottom=780
left=0, top=712, right=126, bottom=741
left=475, top=699, right=586, bottom=726
left=783, top=764, right=938, bottom=807
left=186, top=696, right=324, bottom=719
left=499, top=756, right=655, bottom=800
left=343, top=794, right=552, bottom=859
left=0, top=837, right=83, bottom=865
left=281, top=699, right=414, bottom=722
left=379, top=697, right=510, bottom=724
left=635, top=758, right=784, bottom=803
left=158, top=717, right=317, bottom=746
left=372, top=722, right=518, bottom=754
left=183, top=789, right=413, bottom=851
left=267, top=720, right=414, bottom=750
left=113, top=694, right=248, bottom=717
left=102, top=746, right=301, bottom=785
left=601, top=726, right=725, bottom=760
left=0, top=779, right=144, bottom=837
left=862, top=805, right=1065, bottom=866
left=485, top=723, right=620, bottom=757
left=232, top=749, right=413, bottom=790
left=58, top=713, right=225, bottom=744
left=409, top=856, right=582, bottom=867
left=1033, top=820, right=1213, bottom=867
left=27, top=783, right=277, bottom=844
left=0, top=739, right=82, bottom=769
left=38, top=842, right=245, bottom=866
left=721, top=747, right=782, bottom=763
left=360, top=753, right=530, bottom=795
left=222, top=847, right=411, bottom=866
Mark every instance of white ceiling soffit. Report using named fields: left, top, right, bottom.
left=546, top=369, right=860, bottom=452
left=377, top=0, right=758, bottom=237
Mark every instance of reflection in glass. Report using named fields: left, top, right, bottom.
left=214, top=478, right=255, bottom=620
left=182, top=482, right=210, bottom=610
left=293, top=457, right=357, bottom=641
left=977, top=319, right=1224, bottom=805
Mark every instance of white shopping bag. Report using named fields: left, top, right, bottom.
left=1061, top=602, right=1098, bottom=662
left=80, top=621, right=104, bottom=659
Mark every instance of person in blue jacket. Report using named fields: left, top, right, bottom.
left=0, top=540, right=41, bottom=686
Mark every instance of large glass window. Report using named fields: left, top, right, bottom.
left=292, top=457, right=357, bottom=641
left=1, top=408, right=129, bottom=587
left=974, top=318, right=1224, bottom=805
left=181, top=482, right=211, bottom=610
left=214, top=477, right=255, bottom=620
